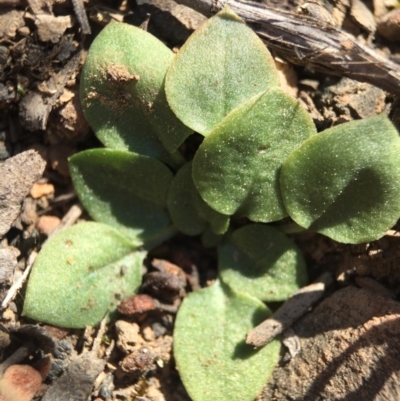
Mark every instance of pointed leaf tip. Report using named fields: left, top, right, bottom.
left=166, top=8, right=280, bottom=136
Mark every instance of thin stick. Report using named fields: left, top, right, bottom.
left=1, top=251, right=37, bottom=310
left=246, top=272, right=334, bottom=348
left=71, top=0, right=91, bottom=35
left=176, top=0, right=400, bottom=96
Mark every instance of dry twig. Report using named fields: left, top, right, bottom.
left=1, top=251, right=37, bottom=310
left=246, top=272, right=334, bottom=348
left=71, top=0, right=91, bottom=34
left=176, top=0, right=400, bottom=95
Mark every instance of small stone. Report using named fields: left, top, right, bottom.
left=37, top=215, right=61, bottom=236
left=2, top=308, right=15, bottom=321
left=118, top=294, right=158, bottom=316
left=115, top=321, right=143, bottom=354
left=142, top=325, right=156, bottom=342
left=17, top=26, right=30, bottom=36
left=0, top=364, right=42, bottom=401
left=120, top=347, right=157, bottom=375
left=142, top=259, right=187, bottom=301
left=377, top=8, right=400, bottom=42
left=350, top=0, right=376, bottom=33
left=30, top=183, right=55, bottom=199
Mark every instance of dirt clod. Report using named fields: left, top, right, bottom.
left=107, top=65, right=140, bottom=82
left=35, top=15, right=73, bottom=43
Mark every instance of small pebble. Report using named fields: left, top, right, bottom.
left=2, top=308, right=15, bottom=322
left=17, top=26, right=30, bottom=36
left=120, top=347, right=156, bottom=375
left=30, top=182, right=55, bottom=199
left=37, top=215, right=61, bottom=236
left=377, top=8, right=400, bottom=42
left=0, top=364, right=42, bottom=401
left=115, top=321, right=143, bottom=354
left=118, top=294, right=158, bottom=316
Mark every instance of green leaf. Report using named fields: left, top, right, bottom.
left=166, top=7, right=280, bottom=136
left=194, top=187, right=230, bottom=235
left=201, top=228, right=225, bottom=248
left=219, top=224, right=307, bottom=302
left=174, top=280, right=280, bottom=401
left=281, top=115, right=400, bottom=243
left=80, top=21, right=191, bottom=159
left=69, top=149, right=173, bottom=244
left=192, top=89, right=316, bottom=222
left=23, top=222, right=145, bottom=328
left=167, top=162, right=206, bottom=236
left=167, top=162, right=229, bottom=236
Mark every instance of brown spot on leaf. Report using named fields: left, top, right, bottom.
left=107, top=64, right=140, bottom=83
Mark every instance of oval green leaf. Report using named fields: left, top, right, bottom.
left=218, top=224, right=307, bottom=301
left=23, top=222, right=145, bottom=328
left=192, top=89, right=316, bottom=222
left=174, top=280, right=280, bottom=401
left=80, top=21, right=191, bottom=159
left=167, top=162, right=229, bottom=236
left=69, top=149, right=173, bottom=244
left=281, top=115, right=400, bottom=243
left=166, top=7, right=280, bottom=136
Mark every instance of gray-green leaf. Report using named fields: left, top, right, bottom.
left=69, top=149, right=173, bottom=244
left=281, top=114, right=400, bottom=243
left=167, top=162, right=229, bottom=236
left=166, top=7, right=280, bottom=136
left=193, top=89, right=316, bottom=222
left=174, top=280, right=280, bottom=401
left=80, top=21, right=191, bottom=159
left=219, top=224, right=307, bottom=301
left=23, top=222, right=145, bottom=328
